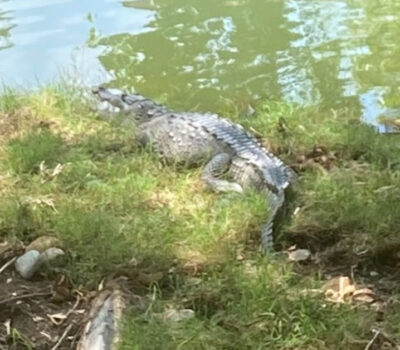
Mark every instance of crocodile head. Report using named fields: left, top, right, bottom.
left=92, top=86, right=162, bottom=124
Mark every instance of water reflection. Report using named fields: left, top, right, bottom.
left=353, top=0, right=400, bottom=130
left=95, top=0, right=290, bottom=111
left=0, top=3, right=14, bottom=52
left=93, top=0, right=400, bottom=123
left=0, top=0, right=154, bottom=86
left=278, top=0, right=368, bottom=105
left=0, top=0, right=399, bottom=128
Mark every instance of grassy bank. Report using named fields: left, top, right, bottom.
left=1, top=87, right=400, bottom=349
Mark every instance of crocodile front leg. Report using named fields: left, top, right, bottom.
left=202, top=153, right=243, bottom=194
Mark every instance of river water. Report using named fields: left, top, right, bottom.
left=0, top=0, right=399, bottom=130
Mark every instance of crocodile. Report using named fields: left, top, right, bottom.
left=92, top=86, right=296, bottom=249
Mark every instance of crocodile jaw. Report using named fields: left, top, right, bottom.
left=92, top=86, right=166, bottom=125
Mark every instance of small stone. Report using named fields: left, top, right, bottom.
left=288, top=249, right=311, bottom=262
left=129, top=257, right=138, bottom=266
left=163, top=308, right=195, bottom=322
left=186, top=277, right=202, bottom=286
left=297, top=155, right=306, bottom=163
left=39, top=247, right=65, bottom=265
left=25, top=236, right=61, bottom=253
left=15, top=247, right=65, bottom=279
left=320, top=155, right=328, bottom=163
left=15, top=250, right=41, bottom=279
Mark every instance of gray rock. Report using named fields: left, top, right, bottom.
left=15, top=247, right=66, bottom=279
left=39, top=247, right=65, bottom=264
left=15, top=250, right=41, bottom=279
left=288, top=248, right=311, bottom=262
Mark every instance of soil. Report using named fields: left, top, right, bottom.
left=0, top=245, right=88, bottom=350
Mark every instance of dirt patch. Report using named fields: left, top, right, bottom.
left=284, top=229, right=400, bottom=301
left=0, top=110, right=33, bottom=143
left=291, top=144, right=337, bottom=172
left=0, top=246, right=88, bottom=350
left=0, top=240, right=169, bottom=350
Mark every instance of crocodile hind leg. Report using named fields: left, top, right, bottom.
left=202, top=153, right=243, bottom=193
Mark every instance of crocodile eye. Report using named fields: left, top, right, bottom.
left=121, top=93, right=129, bottom=104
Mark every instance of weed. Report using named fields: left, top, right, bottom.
left=52, top=205, right=131, bottom=282
left=10, top=327, right=35, bottom=350
left=0, top=200, right=44, bottom=241
left=7, top=129, right=66, bottom=174
left=0, top=86, right=21, bottom=113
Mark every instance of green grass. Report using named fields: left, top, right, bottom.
left=290, top=168, right=400, bottom=246
left=7, top=128, right=66, bottom=174
left=0, top=86, right=21, bottom=113
left=0, top=87, right=400, bottom=349
left=121, top=261, right=374, bottom=349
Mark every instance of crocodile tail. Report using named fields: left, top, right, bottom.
left=274, top=163, right=297, bottom=190
left=261, top=221, right=274, bottom=250
left=259, top=146, right=297, bottom=190
left=261, top=189, right=285, bottom=251
left=283, top=164, right=297, bottom=186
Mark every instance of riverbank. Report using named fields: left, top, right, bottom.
left=1, top=87, right=400, bottom=349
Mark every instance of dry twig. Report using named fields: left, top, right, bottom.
left=0, top=291, right=52, bottom=306
left=51, top=324, right=73, bottom=350
left=47, top=294, right=81, bottom=325
left=0, top=257, right=17, bottom=275
left=364, top=329, right=380, bottom=350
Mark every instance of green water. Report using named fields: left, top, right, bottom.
left=1, top=0, right=400, bottom=130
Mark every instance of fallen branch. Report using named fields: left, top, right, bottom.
left=51, top=324, right=73, bottom=350
left=364, top=329, right=380, bottom=350
left=364, top=328, right=400, bottom=350
left=0, top=291, right=52, bottom=306
left=77, top=288, right=125, bottom=350
left=0, top=257, right=17, bottom=275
